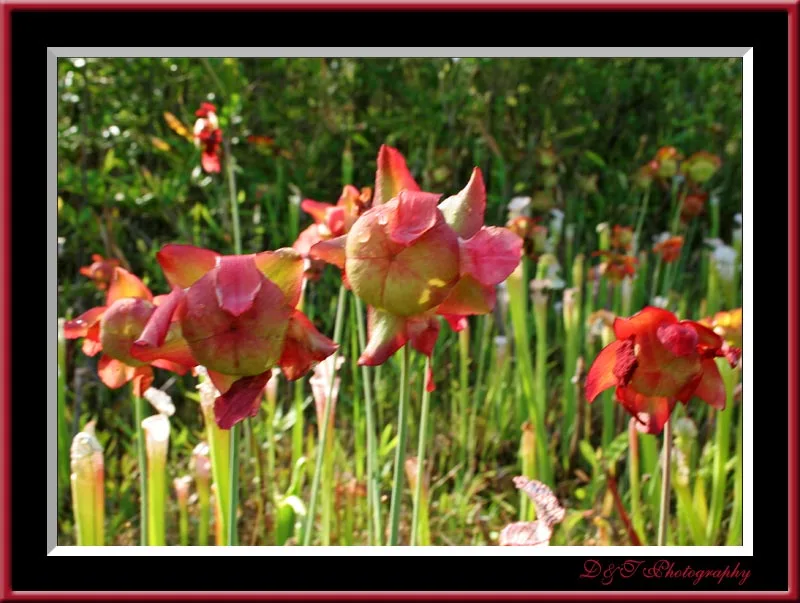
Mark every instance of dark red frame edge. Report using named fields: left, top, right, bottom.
left=0, top=1, right=796, bottom=600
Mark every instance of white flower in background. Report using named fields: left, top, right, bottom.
left=507, top=196, right=532, bottom=221
left=141, top=413, right=171, bottom=459
left=546, top=209, right=565, bottom=252
left=143, top=387, right=175, bottom=417
left=705, top=238, right=737, bottom=283
left=651, top=295, right=669, bottom=309
left=309, top=355, right=345, bottom=434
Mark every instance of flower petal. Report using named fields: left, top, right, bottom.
left=214, top=256, right=264, bottom=317
left=132, top=322, right=196, bottom=370
left=373, top=144, right=421, bottom=206
left=437, top=167, right=486, bottom=239
left=435, top=275, right=495, bottom=316
left=134, top=286, right=185, bottom=349
left=64, top=306, right=106, bottom=339
left=130, top=366, right=154, bottom=398
left=358, top=308, right=408, bottom=366
left=441, top=314, right=468, bottom=332
left=107, top=268, right=153, bottom=305
left=692, top=358, right=726, bottom=410
left=687, top=320, right=724, bottom=351
left=213, top=371, right=272, bottom=429
left=97, top=355, right=133, bottom=390
left=387, top=191, right=441, bottom=245
left=293, top=224, right=322, bottom=257
left=253, top=248, right=305, bottom=309
left=613, top=306, right=676, bottom=340
left=309, top=235, right=347, bottom=270
left=300, top=199, right=333, bottom=224
left=278, top=311, right=338, bottom=381
left=585, top=340, right=625, bottom=403
left=156, top=244, right=220, bottom=289
left=656, top=323, right=699, bottom=357
left=460, top=227, right=523, bottom=286
left=201, top=151, right=221, bottom=174
left=207, top=369, right=238, bottom=395
left=615, top=386, right=676, bottom=435
left=407, top=315, right=440, bottom=358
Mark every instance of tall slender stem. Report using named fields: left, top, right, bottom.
left=227, top=425, right=240, bottom=545
left=133, top=390, right=148, bottom=546
left=410, top=357, right=432, bottom=545
left=302, top=284, right=347, bottom=545
left=658, top=418, right=673, bottom=546
left=388, top=345, right=411, bottom=545
left=354, top=296, right=382, bottom=545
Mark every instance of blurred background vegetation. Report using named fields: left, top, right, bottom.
left=57, top=57, right=743, bottom=545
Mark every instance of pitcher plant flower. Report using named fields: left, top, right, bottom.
left=193, top=102, right=223, bottom=174
left=309, top=145, right=522, bottom=389
left=653, top=234, right=684, bottom=263
left=64, top=267, right=192, bottom=396
left=585, top=306, right=742, bottom=435
left=681, top=151, right=722, bottom=185
left=130, top=244, right=337, bottom=429
left=79, top=254, right=120, bottom=291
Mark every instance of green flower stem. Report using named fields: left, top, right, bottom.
left=388, top=345, right=412, bottom=545
left=726, top=395, right=744, bottom=546
left=353, top=295, right=383, bottom=545
left=708, top=360, right=736, bottom=544
left=302, top=284, right=347, bottom=545
left=410, top=357, right=433, bottom=545
left=132, top=389, right=148, bottom=546
left=458, top=325, right=470, bottom=466
left=657, top=418, right=672, bottom=546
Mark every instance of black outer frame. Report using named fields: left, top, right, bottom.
left=2, top=4, right=796, bottom=598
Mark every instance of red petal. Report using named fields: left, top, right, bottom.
left=441, top=314, right=468, bottom=332
left=615, top=386, right=676, bottom=435
left=107, top=268, right=153, bottom=305
left=693, top=358, right=726, bottom=410
left=97, top=356, right=132, bottom=390
left=201, top=151, right=221, bottom=174
left=460, top=227, right=523, bottom=286
left=213, top=371, right=272, bottom=429
left=387, top=191, right=441, bottom=245
left=407, top=316, right=440, bottom=358
left=614, top=306, right=677, bottom=340
left=585, top=340, right=624, bottom=403
left=157, top=244, right=220, bottom=289
left=656, top=323, right=699, bottom=357
left=435, top=275, right=495, bottom=316
left=309, top=235, right=347, bottom=269
left=300, top=199, right=333, bottom=224
left=278, top=311, right=338, bottom=380
left=687, top=320, right=724, bottom=351
left=358, top=308, right=408, bottom=366
left=150, top=359, right=190, bottom=375
left=425, top=361, right=436, bottom=393
left=207, top=370, right=238, bottom=395
left=437, top=167, right=486, bottom=239
left=373, top=144, right=421, bottom=206
left=64, top=306, right=106, bottom=339
left=82, top=337, right=103, bottom=357
left=326, top=206, right=346, bottom=236
left=131, top=366, right=154, bottom=398
left=253, top=248, right=305, bottom=308
left=134, top=287, right=185, bottom=349
left=132, top=322, right=196, bottom=369
left=214, top=256, right=264, bottom=317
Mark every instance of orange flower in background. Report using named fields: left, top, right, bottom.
left=64, top=267, right=192, bottom=396
left=506, top=216, right=547, bottom=261
left=699, top=307, right=743, bottom=350
left=633, top=162, right=658, bottom=189
left=79, top=254, right=120, bottom=291
left=593, top=251, right=637, bottom=283
left=681, top=192, right=708, bottom=222
left=652, top=146, right=682, bottom=179
left=610, top=225, right=634, bottom=251
left=653, top=235, right=684, bottom=263
left=585, top=306, right=741, bottom=435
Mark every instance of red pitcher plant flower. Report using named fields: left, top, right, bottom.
left=309, top=145, right=522, bottom=389
left=681, top=191, right=708, bottom=222
left=193, top=102, right=223, bottom=174
left=79, top=254, right=120, bottom=291
left=499, top=477, right=565, bottom=546
left=593, top=250, right=637, bottom=284
left=653, top=234, right=684, bottom=263
left=610, top=225, right=634, bottom=251
left=64, top=267, right=192, bottom=396
left=130, top=244, right=337, bottom=429
left=585, top=306, right=742, bottom=435
left=293, top=185, right=373, bottom=281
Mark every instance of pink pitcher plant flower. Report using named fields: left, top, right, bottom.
left=64, top=267, right=192, bottom=396
left=193, top=102, right=223, bottom=174
left=130, top=244, right=337, bottom=429
left=79, top=254, right=120, bottom=291
left=309, top=145, right=522, bottom=390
